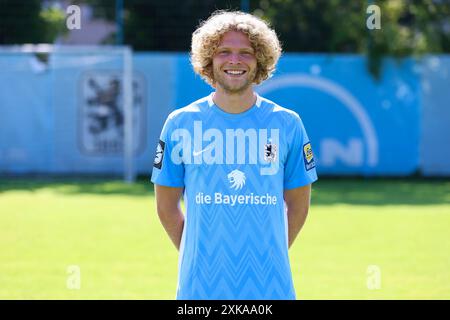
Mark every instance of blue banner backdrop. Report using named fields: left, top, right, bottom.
left=1, top=53, right=448, bottom=176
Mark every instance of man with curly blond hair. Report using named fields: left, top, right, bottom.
left=152, top=11, right=317, bottom=300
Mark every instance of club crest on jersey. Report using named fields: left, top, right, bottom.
left=303, top=142, right=316, bottom=171
left=153, top=139, right=165, bottom=169
left=264, top=143, right=277, bottom=162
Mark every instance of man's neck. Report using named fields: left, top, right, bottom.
left=212, top=87, right=256, bottom=114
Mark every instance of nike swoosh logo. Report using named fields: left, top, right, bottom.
left=193, top=145, right=213, bottom=157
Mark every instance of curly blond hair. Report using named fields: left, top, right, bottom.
left=191, top=11, right=282, bottom=86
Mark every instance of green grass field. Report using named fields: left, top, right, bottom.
left=1, top=177, right=449, bottom=299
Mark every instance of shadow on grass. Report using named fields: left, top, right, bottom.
left=0, top=176, right=154, bottom=197
left=0, top=176, right=449, bottom=205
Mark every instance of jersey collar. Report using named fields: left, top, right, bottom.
left=207, top=92, right=262, bottom=108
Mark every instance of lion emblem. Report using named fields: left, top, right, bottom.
left=227, top=169, right=246, bottom=190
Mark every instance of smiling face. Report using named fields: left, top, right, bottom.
left=212, top=31, right=257, bottom=94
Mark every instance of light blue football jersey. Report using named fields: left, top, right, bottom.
left=151, top=93, right=318, bottom=300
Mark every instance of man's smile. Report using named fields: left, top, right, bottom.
left=224, top=69, right=247, bottom=76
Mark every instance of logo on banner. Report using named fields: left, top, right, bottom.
left=79, top=71, right=146, bottom=155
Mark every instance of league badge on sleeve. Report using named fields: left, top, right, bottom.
left=303, top=142, right=316, bottom=171
left=153, top=140, right=165, bottom=169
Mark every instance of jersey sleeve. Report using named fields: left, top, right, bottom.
left=284, top=114, right=318, bottom=190
left=151, top=115, right=185, bottom=187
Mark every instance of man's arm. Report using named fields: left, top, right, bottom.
left=284, top=184, right=312, bottom=249
left=154, top=184, right=185, bottom=250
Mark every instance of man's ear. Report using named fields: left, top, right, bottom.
left=210, top=78, right=217, bottom=88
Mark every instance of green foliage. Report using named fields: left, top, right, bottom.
left=0, top=0, right=43, bottom=44
left=256, top=0, right=450, bottom=78
left=83, top=0, right=243, bottom=49
left=40, top=5, right=67, bottom=43
left=366, top=0, right=450, bottom=78
left=0, top=0, right=66, bottom=44
left=255, top=0, right=367, bottom=53
left=1, top=0, right=448, bottom=77
left=86, top=0, right=449, bottom=77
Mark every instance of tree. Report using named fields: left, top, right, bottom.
left=255, top=0, right=450, bottom=78
left=0, top=0, right=66, bottom=44
left=86, top=0, right=243, bottom=50
left=367, top=0, right=450, bottom=77
left=255, top=0, right=367, bottom=53
left=72, top=0, right=450, bottom=77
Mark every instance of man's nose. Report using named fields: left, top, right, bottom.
left=228, top=53, right=241, bottom=64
